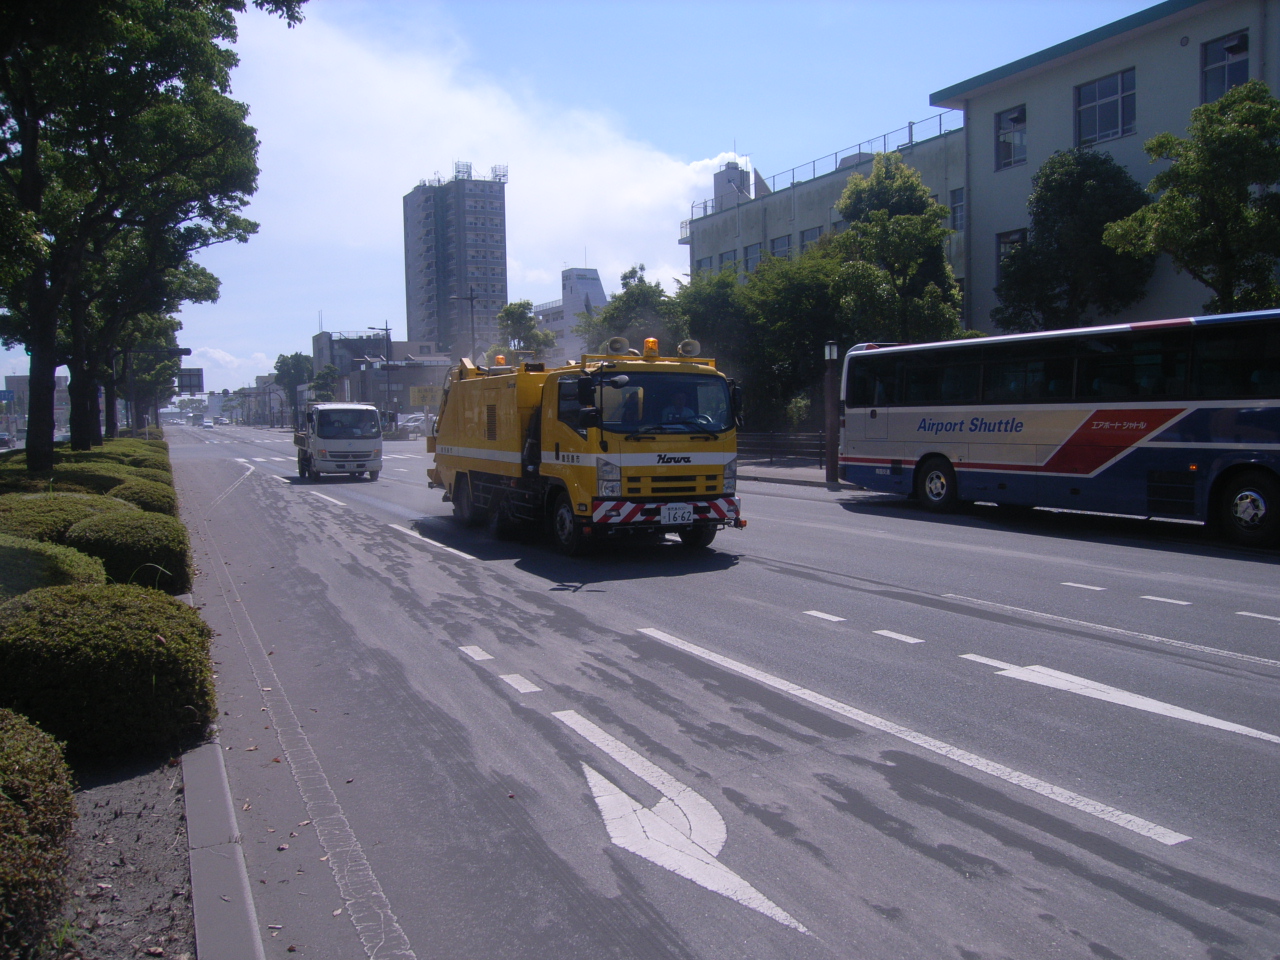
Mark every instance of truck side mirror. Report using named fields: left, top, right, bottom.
left=577, top=376, right=595, bottom=406
left=730, top=382, right=744, bottom=426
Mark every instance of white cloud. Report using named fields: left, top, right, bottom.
left=177, top=9, right=730, bottom=391
left=192, top=347, right=272, bottom=372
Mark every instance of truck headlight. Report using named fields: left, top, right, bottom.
left=598, top=480, right=621, bottom=498
left=723, top=457, right=736, bottom=495
left=597, top=460, right=620, bottom=480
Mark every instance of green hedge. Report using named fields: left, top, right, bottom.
left=128, top=466, right=173, bottom=486
left=64, top=511, right=191, bottom=593
left=125, top=454, right=171, bottom=474
left=0, top=709, right=76, bottom=960
left=109, top=478, right=178, bottom=516
left=0, top=585, right=214, bottom=759
left=0, top=492, right=139, bottom=544
left=0, top=534, right=106, bottom=601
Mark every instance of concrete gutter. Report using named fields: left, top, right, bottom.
left=182, top=738, right=266, bottom=960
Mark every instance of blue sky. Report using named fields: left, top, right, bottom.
left=5, top=0, right=1160, bottom=392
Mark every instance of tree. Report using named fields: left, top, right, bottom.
left=1105, top=80, right=1280, bottom=314
left=0, top=0, right=306, bottom=471
left=675, top=266, right=751, bottom=377
left=834, top=152, right=961, bottom=344
left=273, top=351, right=311, bottom=427
left=311, top=363, right=339, bottom=402
left=993, top=150, right=1154, bottom=332
left=494, top=300, right=555, bottom=359
left=572, top=265, right=687, bottom=352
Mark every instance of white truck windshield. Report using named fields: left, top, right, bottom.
left=316, top=409, right=381, bottom=439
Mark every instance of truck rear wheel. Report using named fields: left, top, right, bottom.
left=453, top=475, right=485, bottom=526
left=551, top=492, right=588, bottom=556
left=297, top=454, right=309, bottom=479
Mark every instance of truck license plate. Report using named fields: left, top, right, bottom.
left=661, top=503, right=694, bottom=525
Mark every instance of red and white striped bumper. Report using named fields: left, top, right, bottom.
left=591, top=498, right=741, bottom=524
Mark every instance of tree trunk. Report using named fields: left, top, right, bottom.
left=103, top=366, right=119, bottom=439
left=90, top=376, right=103, bottom=446
left=67, top=370, right=96, bottom=451
left=25, top=333, right=58, bottom=473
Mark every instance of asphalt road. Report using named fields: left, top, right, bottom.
left=172, top=424, right=1280, bottom=960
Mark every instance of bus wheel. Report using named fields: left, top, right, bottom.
left=453, top=475, right=485, bottom=527
left=678, top=526, right=717, bottom=549
left=551, top=492, right=588, bottom=556
left=1218, top=470, right=1280, bottom=547
left=916, top=456, right=959, bottom=513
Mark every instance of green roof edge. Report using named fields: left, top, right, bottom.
left=930, top=0, right=1208, bottom=107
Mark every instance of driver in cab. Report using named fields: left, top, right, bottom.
left=661, top=392, right=695, bottom=423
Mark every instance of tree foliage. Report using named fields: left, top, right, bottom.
left=311, top=363, right=339, bottom=402
left=495, top=300, right=555, bottom=359
left=993, top=149, right=1154, bottom=332
left=1105, top=80, right=1280, bottom=314
left=573, top=265, right=687, bottom=352
left=0, top=0, right=306, bottom=470
left=833, top=152, right=961, bottom=344
left=273, top=351, right=311, bottom=423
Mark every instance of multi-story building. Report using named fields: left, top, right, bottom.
left=932, top=0, right=1273, bottom=330
left=680, top=112, right=967, bottom=309
left=534, top=268, right=611, bottom=362
left=402, top=162, right=509, bottom=360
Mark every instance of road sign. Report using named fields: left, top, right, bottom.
left=176, top=368, right=204, bottom=394
left=0, top=391, right=13, bottom=403
left=410, top=386, right=442, bottom=406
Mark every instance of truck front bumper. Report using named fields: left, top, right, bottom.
left=590, top=497, right=743, bottom=528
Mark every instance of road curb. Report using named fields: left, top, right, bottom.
left=182, top=738, right=266, bottom=960
left=740, top=473, right=846, bottom=490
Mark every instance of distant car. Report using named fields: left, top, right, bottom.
left=201, top=421, right=214, bottom=429
left=54, top=432, right=71, bottom=442
left=215, top=417, right=229, bottom=425
left=0, top=433, right=10, bottom=449
left=394, top=414, right=427, bottom=439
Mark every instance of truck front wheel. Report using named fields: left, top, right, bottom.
left=551, top=492, right=588, bottom=556
left=678, top=525, right=717, bottom=548
left=297, top=454, right=309, bottom=479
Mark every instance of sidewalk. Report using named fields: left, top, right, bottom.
left=738, top=456, right=846, bottom=490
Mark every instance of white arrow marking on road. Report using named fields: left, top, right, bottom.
left=553, top=709, right=807, bottom=933
left=960, top=655, right=1280, bottom=744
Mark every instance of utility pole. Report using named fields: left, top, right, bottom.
left=368, top=322, right=393, bottom=412
left=449, top=285, right=479, bottom=362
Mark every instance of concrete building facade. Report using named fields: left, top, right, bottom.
left=681, top=112, right=967, bottom=312
left=403, top=162, right=509, bottom=360
left=932, top=0, right=1276, bottom=330
left=533, top=268, right=611, bottom=363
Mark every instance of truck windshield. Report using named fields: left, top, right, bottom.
left=316, top=409, right=381, bottom=439
left=600, top=373, right=733, bottom=434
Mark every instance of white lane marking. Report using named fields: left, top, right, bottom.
left=945, top=594, right=1280, bottom=669
left=554, top=710, right=806, bottom=933
left=458, top=645, right=493, bottom=661
left=964, top=658, right=1280, bottom=745
left=804, top=610, right=845, bottom=622
left=961, top=654, right=1017, bottom=670
left=394, top=469, right=409, bottom=472
left=270, top=457, right=288, bottom=461
left=387, top=524, right=475, bottom=560
left=252, top=458, right=268, bottom=462
left=874, top=629, right=925, bottom=644
left=269, top=475, right=288, bottom=483
left=233, top=458, right=249, bottom=463
left=1062, top=582, right=1106, bottom=591
left=310, top=492, right=345, bottom=506
left=1238, top=611, right=1280, bottom=623
left=638, top=628, right=1190, bottom=845
left=499, top=674, right=541, bottom=693
left=1141, top=596, right=1191, bottom=606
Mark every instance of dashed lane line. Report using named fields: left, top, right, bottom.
left=637, top=627, right=1191, bottom=846
left=1062, top=582, right=1106, bottom=591
left=874, top=629, right=925, bottom=644
left=944, top=594, right=1280, bottom=669
left=1238, top=611, right=1280, bottom=623
left=500, top=674, right=541, bottom=694
left=804, top=610, right=845, bottom=622
left=387, top=523, right=476, bottom=561
left=459, top=646, right=494, bottom=661
left=310, top=492, right=345, bottom=506
left=1142, top=596, right=1192, bottom=606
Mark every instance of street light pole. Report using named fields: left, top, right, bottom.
left=368, top=322, right=393, bottom=413
left=449, top=285, right=478, bottom=362
left=823, top=341, right=840, bottom=484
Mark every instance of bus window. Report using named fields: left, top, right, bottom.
left=847, top=355, right=898, bottom=406
left=1194, top=321, right=1280, bottom=399
left=1079, top=333, right=1190, bottom=401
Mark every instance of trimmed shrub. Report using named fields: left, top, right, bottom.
left=0, top=709, right=76, bottom=959
left=110, top=478, right=178, bottom=516
left=0, top=492, right=139, bottom=544
left=49, top=461, right=136, bottom=495
left=64, top=511, right=191, bottom=593
left=0, top=534, right=106, bottom=601
left=130, top=467, right=173, bottom=486
left=0, top=585, right=214, bottom=759
left=125, top=454, right=171, bottom=474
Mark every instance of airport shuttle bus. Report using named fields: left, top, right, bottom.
left=839, top=309, right=1280, bottom=546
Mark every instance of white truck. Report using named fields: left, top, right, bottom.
left=294, top=402, right=384, bottom=480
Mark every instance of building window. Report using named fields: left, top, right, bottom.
left=949, top=188, right=965, bottom=232
left=719, top=250, right=737, bottom=270
left=1203, top=31, right=1248, bottom=103
left=1077, top=68, right=1135, bottom=146
left=743, top=242, right=762, bottom=272
left=770, top=235, right=791, bottom=259
left=996, top=229, right=1027, bottom=285
left=695, top=256, right=713, bottom=273
left=995, top=105, right=1026, bottom=169
left=799, top=226, right=823, bottom=253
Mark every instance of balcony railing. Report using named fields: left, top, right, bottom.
left=688, top=109, right=963, bottom=221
